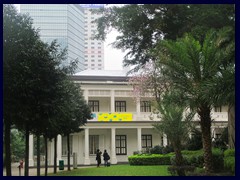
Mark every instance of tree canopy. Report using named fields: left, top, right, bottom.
left=94, top=4, right=234, bottom=71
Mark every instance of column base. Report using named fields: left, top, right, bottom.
left=84, top=158, right=91, bottom=165
left=29, top=159, right=34, bottom=167
left=110, top=157, right=117, bottom=164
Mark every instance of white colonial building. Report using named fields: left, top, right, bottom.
left=28, top=70, right=228, bottom=166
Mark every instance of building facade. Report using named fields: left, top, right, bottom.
left=80, top=4, right=105, bottom=70
left=27, top=70, right=228, bottom=166
left=20, top=4, right=85, bottom=73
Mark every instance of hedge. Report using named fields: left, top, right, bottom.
left=128, top=148, right=224, bottom=172
left=128, top=154, right=172, bottom=165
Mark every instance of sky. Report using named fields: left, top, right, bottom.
left=14, top=4, right=125, bottom=70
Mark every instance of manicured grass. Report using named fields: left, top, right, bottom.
left=49, top=165, right=170, bottom=176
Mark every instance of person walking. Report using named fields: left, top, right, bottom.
left=103, top=149, right=110, bottom=167
left=96, top=149, right=102, bottom=167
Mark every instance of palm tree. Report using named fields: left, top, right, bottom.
left=153, top=89, right=194, bottom=176
left=154, top=27, right=234, bottom=173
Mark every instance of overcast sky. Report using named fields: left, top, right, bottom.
left=14, top=4, right=125, bottom=70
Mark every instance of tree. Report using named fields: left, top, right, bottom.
left=56, top=79, right=92, bottom=171
left=10, top=129, right=25, bottom=162
left=93, top=4, right=234, bottom=71
left=153, top=89, right=194, bottom=176
left=3, top=4, right=40, bottom=175
left=153, top=28, right=234, bottom=173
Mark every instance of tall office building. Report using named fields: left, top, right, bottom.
left=20, top=4, right=85, bottom=73
left=80, top=4, right=105, bottom=70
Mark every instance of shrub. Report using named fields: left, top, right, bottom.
left=170, top=155, right=190, bottom=166
left=168, top=165, right=195, bottom=176
left=185, top=129, right=203, bottom=150
left=224, top=156, right=235, bottom=174
left=171, top=149, right=224, bottom=172
left=128, top=154, right=172, bottom=165
left=224, top=149, right=235, bottom=157
left=212, top=148, right=224, bottom=172
left=224, top=149, right=235, bottom=174
left=150, top=145, right=164, bottom=154
left=162, top=145, right=174, bottom=154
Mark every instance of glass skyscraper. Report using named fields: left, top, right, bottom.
left=20, top=4, right=85, bottom=72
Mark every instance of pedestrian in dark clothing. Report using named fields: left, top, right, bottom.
left=103, top=149, right=110, bottom=167
left=96, top=149, right=102, bottom=167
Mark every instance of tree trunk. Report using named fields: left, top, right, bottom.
left=37, top=134, right=41, bottom=176
left=228, top=104, right=235, bottom=148
left=67, top=134, right=71, bottom=171
left=4, top=118, right=12, bottom=176
left=173, top=142, right=186, bottom=176
left=24, top=126, right=29, bottom=176
left=198, top=104, right=213, bottom=173
left=44, top=135, right=48, bottom=176
left=54, top=136, right=57, bottom=174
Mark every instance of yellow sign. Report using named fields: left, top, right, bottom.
left=98, top=113, right=133, bottom=121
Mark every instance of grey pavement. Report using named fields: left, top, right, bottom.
left=3, top=163, right=95, bottom=176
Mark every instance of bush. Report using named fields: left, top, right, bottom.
left=212, top=148, right=224, bottom=172
left=128, top=154, right=172, bottom=165
left=185, top=129, right=203, bottom=150
left=224, top=149, right=235, bottom=174
left=168, top=165, right=195, bottom=176
left=224, top=156, right=235, bottom=174
left=170, top=155, right=190, bottom=166
left=171, top=149, right=224, bottom=172
left=224, top=149, right=235, bottom=157
left=150, top=145, right=164, bottom=154
left=162, top=145, right=174, bottom=154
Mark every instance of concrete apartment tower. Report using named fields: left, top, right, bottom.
left=20, top=4, right=85, bottom=73
left=80, top=4, right=105, bottom=70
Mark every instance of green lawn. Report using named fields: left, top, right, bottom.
left=49, top=165, right=170, bottom=176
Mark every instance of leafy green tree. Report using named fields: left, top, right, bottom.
left=56, top=79, right=92, bottom=171
left=94, top=4, right=234, bottom=174
left=10, top=129, right=25, bottom=162
left=3, top=4, right=40, bottom=175
left=94, top=4, right=234, bottom=71
left=153, top=89, right=194, bottom=176
left=153, top=28, right=234, bottom=173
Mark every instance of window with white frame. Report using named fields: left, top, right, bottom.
left=89, top=135, right=99, bottom=155
left=116, top=135, right=127, bottom=155
left=140, top=101, right=151, bottom=112
left=214, top=106, right=222, bottom=112
left=88, top=100, right=99, bottom=112
left=115, top=101, right=126, bottom=112
left=142, top=135, right=152, bottom=150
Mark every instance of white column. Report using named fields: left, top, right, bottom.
left=84, top=128, right=90, bottom=165
left=29, top=134, right=34, bottom=166
left=84, top=89, right=88, bottom=102
left=137, top=128, right=142, bottom=152
left=163, top=134, right=168, bottom=147
left=57, top=134, right=62, bottom=165
left=111, top=128, right=117, bottom=164
left=136, top=98, right=141, bottom=117
left=110, top=90, right=115, bottom=113
left=211, top=128, right=215, bottom=140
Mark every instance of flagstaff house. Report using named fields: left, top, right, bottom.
left=28, top=70, right=228, bottom=166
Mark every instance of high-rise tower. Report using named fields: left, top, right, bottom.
left=20, top=4, right=85, bottom=73
left=80, top=4, right=105, bottom=70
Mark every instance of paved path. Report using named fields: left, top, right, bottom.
left=3, top=163, right=95, bottom=176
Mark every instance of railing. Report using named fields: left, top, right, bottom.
left=89, top=112, right=228, bottom=122
left=193, top=112, right=228, bottom=122
left=89, top=112, right=160, bottom=122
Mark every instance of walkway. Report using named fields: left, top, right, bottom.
left=3, top=163, right=94, bottom=176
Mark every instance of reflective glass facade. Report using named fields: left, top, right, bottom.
left=20, top=4, right=85, bottom=72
